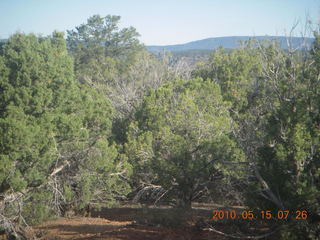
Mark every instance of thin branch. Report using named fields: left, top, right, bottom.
left=204, top=222, right=280, bottom=239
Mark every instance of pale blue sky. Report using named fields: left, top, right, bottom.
left=0, top=0, right=319, bottom=45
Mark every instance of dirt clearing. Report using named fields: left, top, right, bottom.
left=27, top=205, right=228, bottom=240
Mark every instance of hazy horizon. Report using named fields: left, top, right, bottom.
left=146, top=35, right=316, bottom=47
left=0, top=0, right=319, bottom=45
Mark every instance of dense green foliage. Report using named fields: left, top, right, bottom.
left=0, top=32, right=77, bottom=196
left=193, top=37, right=320, bottom=239
left=67, top=14, right=144, bottom=85
left=126, top=78, right=244, bottom=207
left=255, top=36, right=320, bottom=239
left=0, top=31, right=130, bottom=237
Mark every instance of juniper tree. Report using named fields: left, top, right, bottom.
left=67, top=14, right=144, bottom=85
left=125, top=78, right=244, bottom=208
left=193, top=36, right=320, bottom=238
left=0, top=32, right=131, bottom=237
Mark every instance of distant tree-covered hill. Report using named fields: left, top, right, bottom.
left=147, top=36, right=314, bottom=52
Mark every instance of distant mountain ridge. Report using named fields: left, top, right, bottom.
left=147, top=36, right=314, bottom=52
left=2, top=36, right=315, bottom=52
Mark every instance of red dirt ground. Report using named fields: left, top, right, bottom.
left=30, top=217, right=219, bottom=240
left=26, top=203, right=233, bottom=240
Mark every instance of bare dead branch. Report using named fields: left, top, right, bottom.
left=204, top=221, right=279, bottom=239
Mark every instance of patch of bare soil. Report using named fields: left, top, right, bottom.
left=27, top=204, right=231, bottom=240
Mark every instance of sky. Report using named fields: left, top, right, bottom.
left=0, top=0, right=319, bottom=45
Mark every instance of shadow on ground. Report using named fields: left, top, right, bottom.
left=32, top=204, right=227, bottom=240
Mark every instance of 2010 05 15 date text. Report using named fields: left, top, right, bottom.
left=211, top=210, right=308, bottom=220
